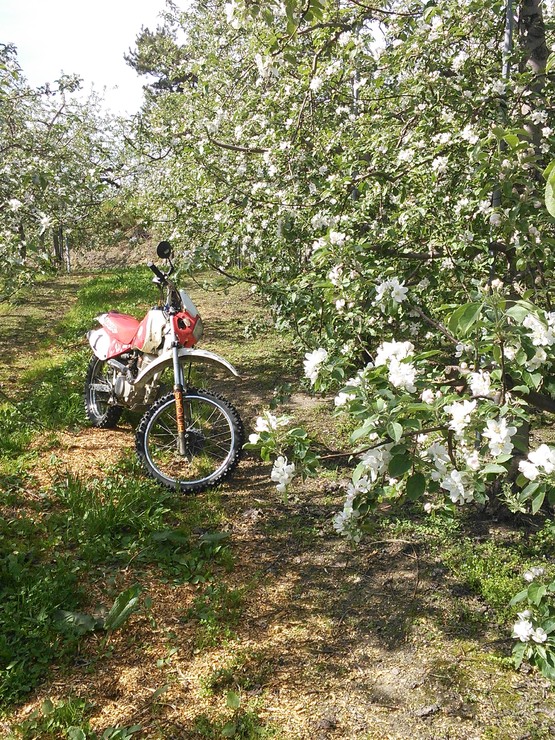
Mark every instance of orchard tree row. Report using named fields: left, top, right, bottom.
left=126, top=0, right=555, bottom=676
left=0, top=44, right=137, bottom=297
left=128, top=0, right=555, bottom=514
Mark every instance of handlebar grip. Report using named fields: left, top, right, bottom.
left=147, top=262, right=167, bottom=283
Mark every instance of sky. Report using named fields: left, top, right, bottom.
left=0, top=0, right=171, bottom=115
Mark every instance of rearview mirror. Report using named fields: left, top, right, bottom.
left=156, top=240, right=172, bottom=259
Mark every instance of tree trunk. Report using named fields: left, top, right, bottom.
left=18, top=222, right=26, bottom=260
left=53, top=226, right=63, bottom=264
left=518, top=0, right=549, bottom=150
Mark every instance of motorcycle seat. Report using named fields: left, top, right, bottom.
left=102, top=311, right=141, bottom=344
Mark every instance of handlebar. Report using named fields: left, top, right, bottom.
left=148, top=260, right=183, bottom=310
left=147, top=262, right=167, bottom=283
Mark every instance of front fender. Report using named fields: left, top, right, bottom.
left=133, top=348, right=241, bottom=390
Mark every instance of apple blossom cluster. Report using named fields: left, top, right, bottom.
left=374, top=340, right=417, bottom=393
left=248, top=411, right=290, bottom=444
left=332, top=477, right=371, bottom=543
left=270, top=455, right=295, bottom=495
left=518, top=444, right=555, bottom=481
left=361, top=444, right=393, bottom=482
left=374, top=277, right=408, bottom=305
left=522, top=312, right=555, bottom=371
left=512, top=610, right=548, bottom=644
left=523, top=566, right=546, bottom=582
left=303, top=348, right=328, bottom=385
left=482, top=418, right=517, bottom=457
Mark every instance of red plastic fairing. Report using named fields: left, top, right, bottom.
left=132, top=314, right=151, bottom=351
left=172, top=312, right=200, bottom=347
left=100, top=312, right=140, bottom=343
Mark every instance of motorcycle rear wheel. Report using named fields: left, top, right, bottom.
left=84, top=356, right=123, bottom=428
left=136, top=389, right=243, bottom=492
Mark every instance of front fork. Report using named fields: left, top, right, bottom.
left=171, top=332, right=188, bottom=455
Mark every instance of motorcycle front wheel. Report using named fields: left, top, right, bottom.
left=135, top=389, right=243, bottom=492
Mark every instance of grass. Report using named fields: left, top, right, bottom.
left=0, top=269, right=247, bottom=711
left=2, top=266, right=555, bottom=737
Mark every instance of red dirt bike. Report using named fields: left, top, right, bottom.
left=84, top=240, right=243, bottom=492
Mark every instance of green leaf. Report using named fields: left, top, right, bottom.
left=506, top=301, right=537, bottom=323
left=151, top=685, right=169, bottom=702
left=509, top=588, right=528, bottom=605
left=226, top=690, right=241, bottom=710
left=521, top=481, right=540, bottom=499
left=388, top=455, right=412, bottom=477
left=512, top=640, right=528, bottom=669
left=405, top=472, right=426, bottom=500
left=481, top=463, right=508, bottom=475
left=351, top=420, right=376, bottom=442
left=528, top=582, right=547, bottom=606
left=200, top=531, right=230, bottom=544
left=352, top=460, right=367, bottom=485
left=104, top=584, right=142, bottom=632
left=67, top=730, right=87, bottom=740
left=53, top=609, right=102, bottom=635
left=387, top=422, right=403, bottom=443
left=532, top=488, right=546, bottom=515
left=448, top=302, right=482, bottom=336
left=547, top=162, right=555, bottom=218
left=222, top=723, right=237, bottom=738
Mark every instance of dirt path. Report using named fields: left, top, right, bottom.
left=3, top=273, right=555, bottom=739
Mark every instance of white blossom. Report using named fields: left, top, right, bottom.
left=530, top=109, right=548, bottom=125
left=523, top=314, right=555, bottom=347
left=529, top=444, right=555, bottom=473
left=309, top=76, right=323, bottom=92
left=512, top=618, right=534, bottom=642
left=527, top=347, right=547, bottom=371
left=455, top=343, right=472, bottom=358
left=375, top=340, right=414, bottom=367
left=271, top=455, right=295, bottom=493
left=466, top=450, right=481, bottom=471
left=533, top=628, right=548, bottom=643
left=311, top=213, right=328, bottom=230
left=375, top=277, right=408, bottom=305
left=423, top=442, right=451, bottom=480
left=334, top=389, right=354, bottom=407
left=469, top=370, right=493, bottom=398
left=361, top=444, right=392, bottom=482
left=38, top=212, right=53, bottom=233
left=303, top=347, right=328, bottom=385
left=519, top=459, right=540, bottom=481
left=452, top=50, right=468, bottom=71
left=329, top=231, right=347, bottom=246
left=254, top=412, right=290, bottom=434
left=431, top=156, right=448, bottom=173
left=328, top=264, right=343, bottom=286
left=441, top=469, right=473, bottom=505
left=490, top=212, right=502, bottom=227
left=523, top=566, right=546, bottom=583
left=482, top=417, right=517, bottom=457
left=444, top=400, right=477, bottom=436
left=388, top=358, right=417, bottom=393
